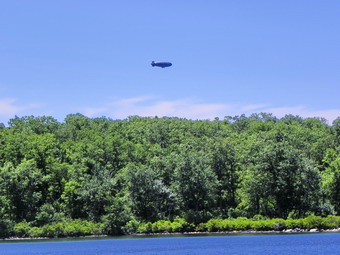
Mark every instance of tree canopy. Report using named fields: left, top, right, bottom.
left=0, top=113, right=339, bottom=236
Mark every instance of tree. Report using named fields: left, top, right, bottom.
left=126, top=164, right=175, bottom=221
left=1, top=160, right=43, bottom=221
left=237, top=133, right=321, bottom=218
left=210, top=138, right=240, bottom=216
left=78, top=166, right=115, bottom=222
left=172, top=149, right=217, bottom=223
left=61, top=180, right=84, bottom=219
left=321, top=148, right=340, bottom=215
left=8, top=116, right=59, bottom=135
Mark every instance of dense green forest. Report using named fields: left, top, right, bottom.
left=0, top=113, right=339, bottom=237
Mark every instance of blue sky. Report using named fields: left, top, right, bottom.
left=1, top=1, right=339, bottom=124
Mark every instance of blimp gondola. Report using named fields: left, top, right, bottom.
left=151, top=61, right=172, bottom=68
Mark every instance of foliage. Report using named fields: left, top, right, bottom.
left=136, top=218, right=193, bottom=233
left=7, top=216, right=340, bottom=238
left=198, top=216, right=340, bottom=232
left=0, top=114, right=339, bottom=237
left=14, top=219, right=104, bottom=238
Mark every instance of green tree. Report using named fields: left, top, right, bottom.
left=2, top=160, right=43, bottom=221
left=321, top=148, right=340, bottom=215
left=210, top=137, right=240, bottom=216
left=102, top=195, right=133, bottom=235
left=237, top=130, right=321, bottom=218
left=61, top=180, right=84, bottom=219
left=126, top=164, right=175, bottom=221
left=172, top=149, right=217, bottom=223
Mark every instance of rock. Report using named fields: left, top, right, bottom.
left=309, top=229, right=319, bottom=232
left=283, top=229, right=293, bottom=233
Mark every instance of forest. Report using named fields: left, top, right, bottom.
left=0, top=113, right=339, bottom=237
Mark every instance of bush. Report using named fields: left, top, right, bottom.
left=322, top=215, right=340, bottom=229
left=14, top=221, right=31, bottom=237
left=7, top=216, right=340, bottom=238
left=151, top=220, right=172, bottom=233
left=135, top=219, right=192, bottom=234
left=204, top=219, right=220, bottom=232
left=250, top=220, right=272, bottom=231
left=138, top=222, right=153, bottom=233
left=303, top=215, right=324, bottom=230
left=252, top=215, right=268, bottom=221
left=0, top=218, right=14, bottom=238
left=198, top=216, right=340, bottom=232
left=172, top=218, right=193, bottom=232
left=123, top=220, right=140, bottom=234
left=41, top=223, right=64, bottom=238
left=23, top=219, right=104, bottom=238
left=271, top=220, right=286, bottom=231
left=232, top=218, right=251, bottom=231
left=28, top=227, right=44, bottom=238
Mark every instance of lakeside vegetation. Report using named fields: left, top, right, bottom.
left=8, top=215, right=340, bottom=238
left=0, top=113, right=339, bottom=238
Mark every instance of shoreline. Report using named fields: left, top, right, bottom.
left=2, top=228, right=340, bottom=241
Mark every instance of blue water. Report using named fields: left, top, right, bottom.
left=0, top=233, right=339, bottom=255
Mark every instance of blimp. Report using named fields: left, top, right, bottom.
left=151, top=61, right=172, bottom=68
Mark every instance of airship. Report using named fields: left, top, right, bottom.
left=151, top=61, right=172, bottom=68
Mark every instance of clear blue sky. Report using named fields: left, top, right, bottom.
left=1, top=1, right=339, bottom=124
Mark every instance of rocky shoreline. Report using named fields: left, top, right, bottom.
left=135, top=228, right=340, bottom=235
left=2, top=228, right=340, bottom=241
left=282, top=228, right=340, bottom=233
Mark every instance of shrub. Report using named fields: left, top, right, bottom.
left=122, top=220, right=139, bottom=234
left=0, top=218, right=14, bottom=238
left=285, top=219, right=303, bottom=229
left=171, top=218, right=189, bottom=232
left=271, top=220, right=286, bottom=231
left=14, top=221, right=31, bottom=237
left=152, top=220, right=172, bottom=233
left=138, top=222, right=153, bottom=233
left=233, top=218, right=251, bottom=231
left=322, top=215, right=340, bottom=229
left=302, top=215, right=323, bottom=230
left=28, top=227, right=44, bottom=238
left=195, top=223, right=207, bottom=232
left=252, top=215, right=268, bottom=221
left=171, top=218, right=192, bottom=232
left=204, top=219, right=220, bottom=232
left=250, top=220, right=272, bottom=231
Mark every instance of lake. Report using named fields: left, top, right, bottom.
left=0, top=233, right=339, bottom=254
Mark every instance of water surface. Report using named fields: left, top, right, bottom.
left=0, top=233, right=339, bottom=255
